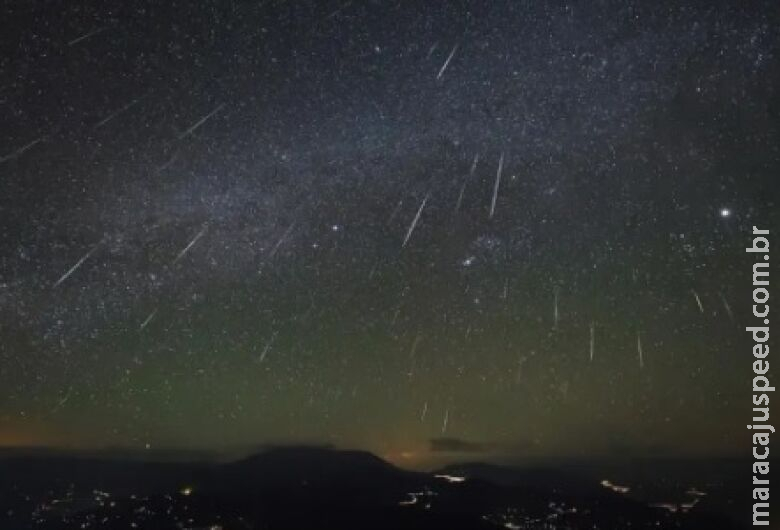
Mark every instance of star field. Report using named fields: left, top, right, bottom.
left=0, top=0, right=777, bottom=465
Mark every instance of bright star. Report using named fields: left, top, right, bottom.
left=719, top=208, right=732, bottom=218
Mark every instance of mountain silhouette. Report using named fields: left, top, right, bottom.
left=0, top=447, right=748, bottom=529
left=225, top=446, right=409, bottom=485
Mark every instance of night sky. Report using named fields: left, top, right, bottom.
left=0, top=0, right=777, bottom=467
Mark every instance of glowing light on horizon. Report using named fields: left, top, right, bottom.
left=434, top=473, right=466, bottom=483
left=600, top=479, right=630, bottom=494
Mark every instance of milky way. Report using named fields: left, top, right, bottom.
left=0, top=0, right=777, bottom=465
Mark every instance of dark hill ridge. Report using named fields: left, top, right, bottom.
left=229, top=446, right=403, bottom=481
left=210, top=446, right=428, bottom=506
left=439, top=458, right=758, bottom=529
left=0, top=447, right=749, bottom=529
left=437, top=461, right=598, bottom=490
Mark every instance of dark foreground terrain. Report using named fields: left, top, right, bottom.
left=0, top=447, right=752, bottom=529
